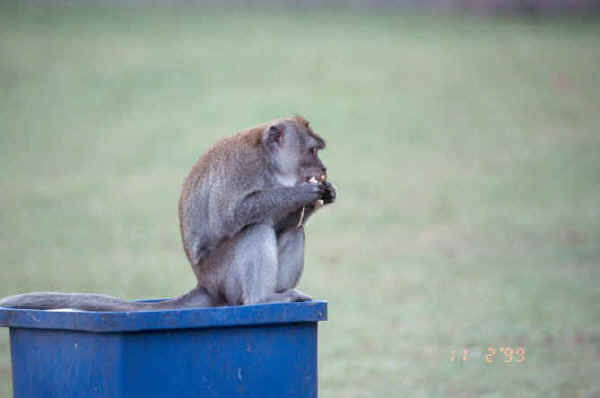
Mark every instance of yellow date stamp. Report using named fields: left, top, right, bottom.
left=450, top=347, right=526, bottom=363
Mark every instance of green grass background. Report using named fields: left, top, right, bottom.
left=1, top=3, right=599, bottom=397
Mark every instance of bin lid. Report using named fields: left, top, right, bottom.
left=0, top=301, right=327, bottom=332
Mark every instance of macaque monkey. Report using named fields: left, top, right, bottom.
left=0, top=115, right=336, bottom=311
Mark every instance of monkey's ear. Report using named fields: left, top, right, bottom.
left=264, top=123, right=285, bottom=148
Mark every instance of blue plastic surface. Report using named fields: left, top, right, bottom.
left=0, top=301, right=327, bottom=398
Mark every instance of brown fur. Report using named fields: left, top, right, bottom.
left=178, top=115, right=325, bottom=268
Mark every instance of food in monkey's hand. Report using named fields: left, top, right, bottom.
left=297, top=175, right=327, bottom=228
left=313, top=174, right=326, bottom=208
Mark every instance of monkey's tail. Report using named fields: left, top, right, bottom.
left=0, top=288, right=215, bottom=312
left=0, top=292, right=157, bottom=311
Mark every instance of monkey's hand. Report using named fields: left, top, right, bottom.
left=319, top=181, right=336, bottom=205
left=295, top=182, right=328, bottom=207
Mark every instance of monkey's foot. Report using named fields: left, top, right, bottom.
left=285, top=289, right=312, bottom=302
left=260, top=289, right=312, bottom=304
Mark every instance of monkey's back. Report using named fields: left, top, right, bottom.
left=178, top=123, right=270, bottom=268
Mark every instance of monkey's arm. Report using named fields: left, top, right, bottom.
left=274, top=181, right=337, bottom=231
left=275, top=206, right=317, bottom=232
left=233, top=184, right=324, bottom=228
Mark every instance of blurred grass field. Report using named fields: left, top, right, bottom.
left=1, top=2, right=599, bottom=397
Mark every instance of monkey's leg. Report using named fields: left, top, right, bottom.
left=275, top=227, right=311, bottom=301
left=221, top=224, right=308, bottom=305
left=221, top=224, right=278, bottom=305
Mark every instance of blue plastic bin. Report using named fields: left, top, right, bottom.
left=0, top=300, right=327, bottom=398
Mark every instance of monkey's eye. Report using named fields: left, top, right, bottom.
left=310, top=147, right=318, bottom=155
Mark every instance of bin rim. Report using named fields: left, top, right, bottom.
left=0, top=300, right=327, bottom=332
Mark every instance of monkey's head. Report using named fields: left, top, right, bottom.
left=263, top=116, right=327, bottom=187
